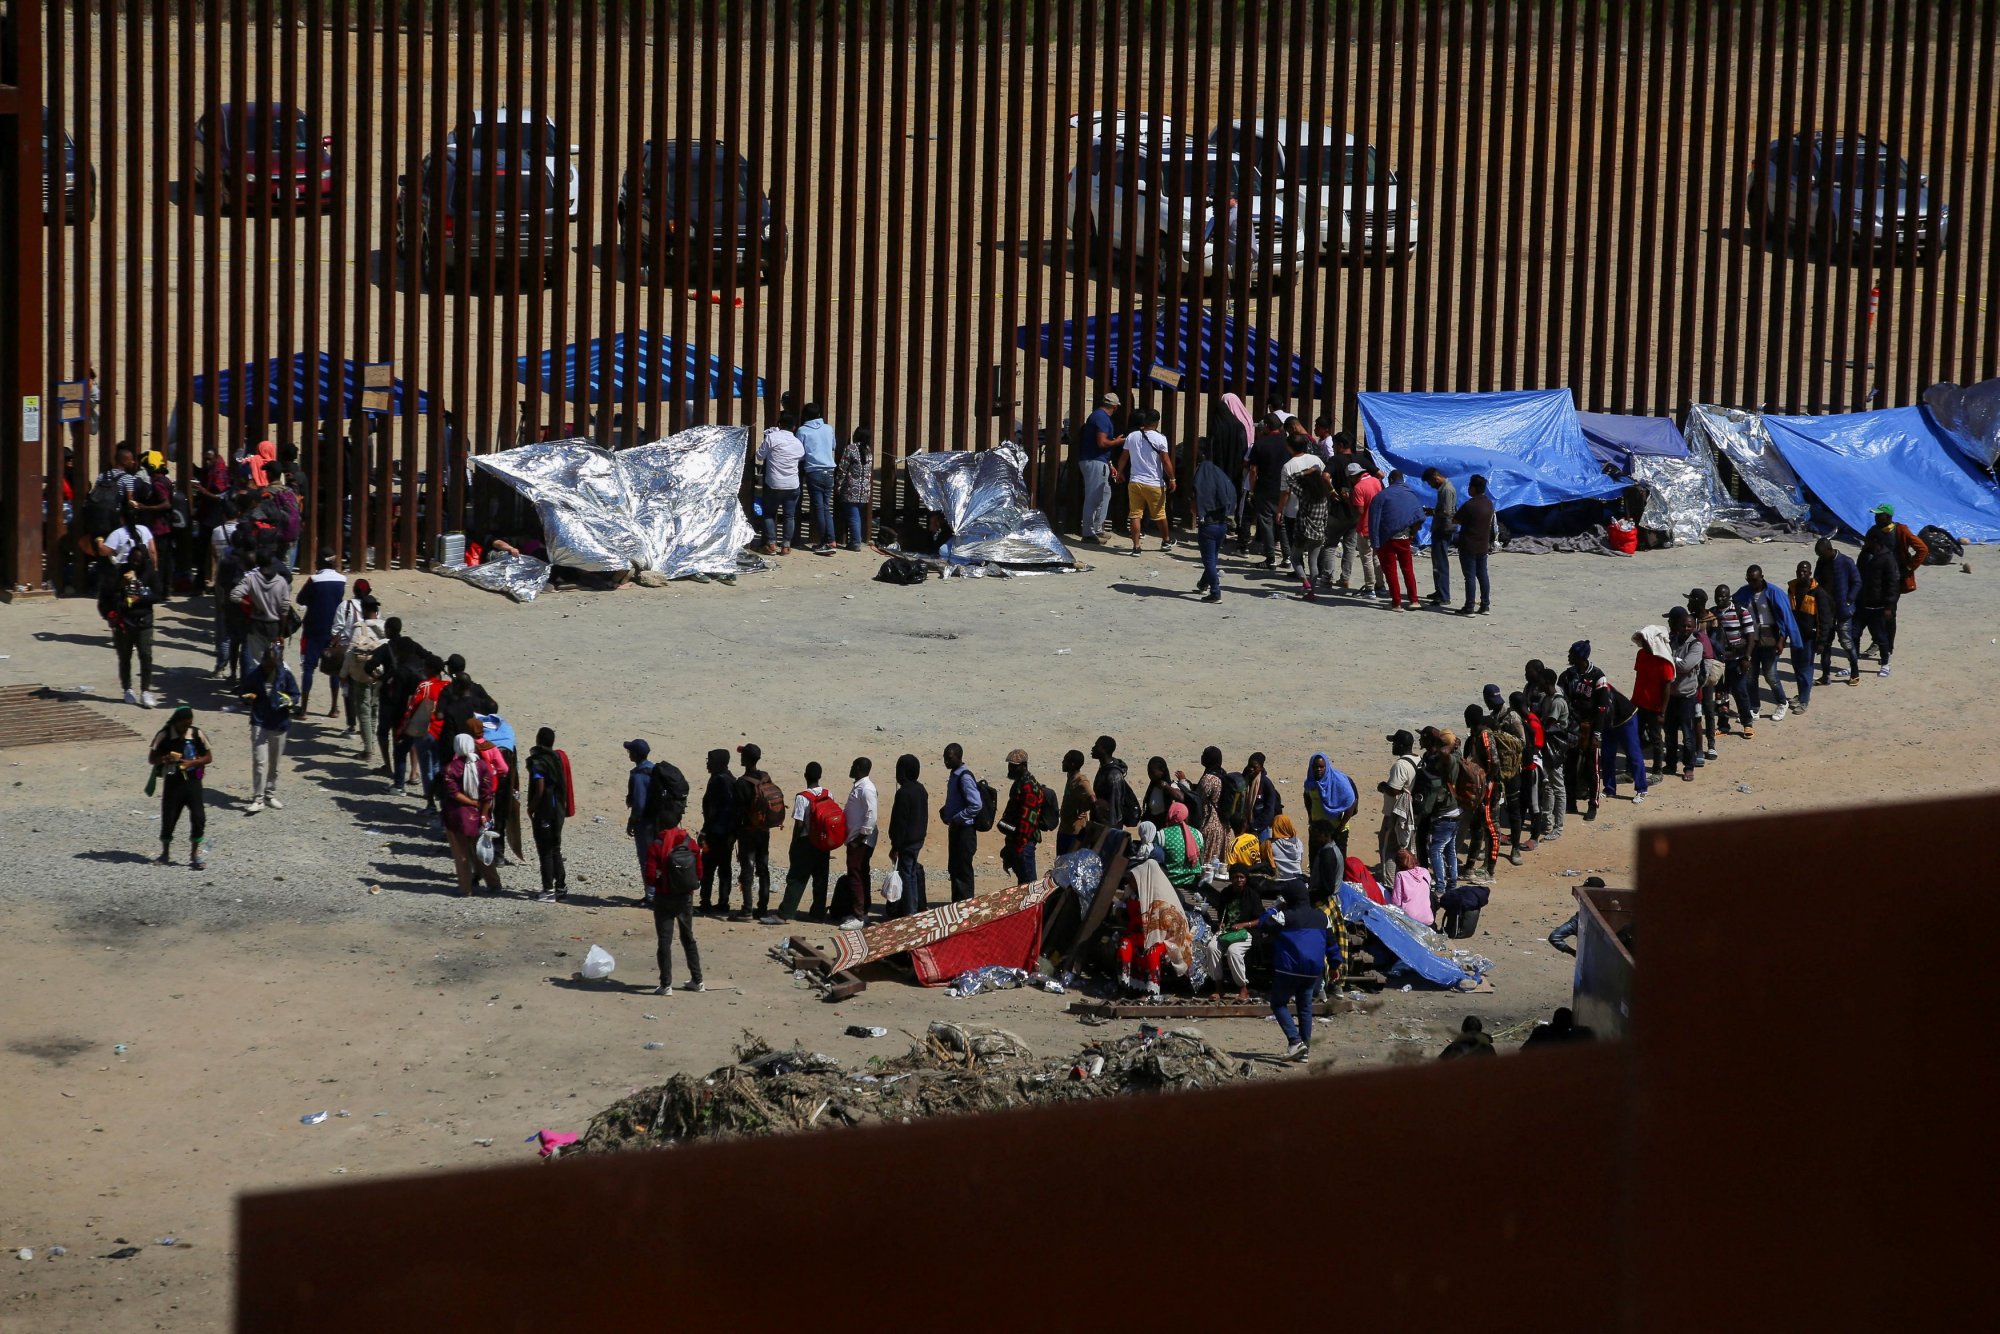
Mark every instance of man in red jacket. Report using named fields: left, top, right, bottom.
left=645, top=819, right=707, bottom=998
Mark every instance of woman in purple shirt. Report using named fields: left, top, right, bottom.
left=441, top=733, right=504, bottom=897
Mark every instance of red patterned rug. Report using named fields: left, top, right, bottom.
left=826, top=878, right=1054, bottom=974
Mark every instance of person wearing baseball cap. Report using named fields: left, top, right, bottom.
left=1376, top=730, right=1419, bottom=886
left=997, top=748, right=1045, bottom=886
left=1079, top=394, right=1127, bottom=544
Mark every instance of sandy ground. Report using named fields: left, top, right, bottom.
left=2, top=539, right=1997, bottom=1329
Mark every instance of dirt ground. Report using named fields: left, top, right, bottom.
left=2, top=539, right=1997, bottom=1329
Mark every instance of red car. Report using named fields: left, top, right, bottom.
left=193, top=102, right=333, bottom=213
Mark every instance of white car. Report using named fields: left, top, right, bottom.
left=446, top=109, right=581, bottom=220
left=1216, top=119, right=1420, bottom=258
left=1065, top=118, right=1308, bottom=291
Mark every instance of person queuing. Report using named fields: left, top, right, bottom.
left=887, top=754, right=930, bottom=917
left=997, top=749, right=1046, bottom=886
left=940, top=743, right=984, bottom=903
left=699, top=748, right=743, bottom=917
left=1112, top=407, right=1176, bottom=556
left=643, top=802, right=706, bottom=996
left=525, top=727, right=572, bottom=901
left=295, top=550, right=347, bottom=719
left=839, top=757, right=879, bottom=928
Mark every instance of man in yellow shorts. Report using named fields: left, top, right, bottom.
left=1113, top=407, right=1177, bottom=556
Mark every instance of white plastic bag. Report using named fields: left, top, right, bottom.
left=475, top=828, right=497, bottom=866
left=581, top=944, right=616, bottom=980
left=880, top=867, right=904, bottom=905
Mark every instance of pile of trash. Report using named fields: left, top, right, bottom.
left=575, top=1024, right=1247, bottom=1153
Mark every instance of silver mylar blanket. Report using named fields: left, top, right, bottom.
left=1924, top=377, right=2000, bottom=471
left=452, top=552, right=552, bottom=602
left=473, top=426, right=755, bottom=578
left=904, top=444, right=1074, bottom=567
left=1641, top=405, right=1811, bottom=544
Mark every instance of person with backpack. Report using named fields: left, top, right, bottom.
left=837, top=757, right=879, bottom=927
left=232, top=553, right=294, bottom=683
left=239, top=643, right=299, bottom=814
left=1482, top=684, right=1527, bottom=851
left=526, top=727, right=573, bottom=901
left=1559, top=641, right=1611, bottom=822
left=340, top=596, right=386, bottom=762
left=85, top=442, right=149, bottom=545
left=1459, top=706, right=1501, bottom=878
left=398, top=655, right=451, bottom=811
left=733, top=743, right=783, bottom=920
left=776, top=762, right=840, bottom=924
left=643, top=815, right=706, bottom=997
left=1090, top=736, right=1139, bottom=829
left=698, top=749, right=742, bottom=917
left=100, top=542, right=162, bottom=709
left=886, top=754, right=930, bottom=918
left=148, top=706, right=212, bottom=869
left=997, top=749, right=1051, bottom=886
left=1857, top=525, right=1904, bottom=679
left=624, top=739, right=659, bottom=895
left=1242, top=752, right=1282, bottom=839
left=939, top=743, right=984, bottom=903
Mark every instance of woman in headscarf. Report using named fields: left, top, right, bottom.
left=1263, top=813, right=1306, bottom=890
left=441, top=732, right=504, bottom=897
left=148, top=707, right=212, bottom=869
left=1303, top=753, right=1357, bottom=837
left=1158, top=800, right=1205, bottom=890
left=1181, top=746, right=1228, bottom=868
left=1343, top=854, right=1387, bottom=905
left=245, top=439, right=278, bottom=488
left=1114, top=860, right=1196, bottom=998
left=1131, top=820, right=1161, bottom=867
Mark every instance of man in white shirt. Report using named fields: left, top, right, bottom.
left=1111, top=407, right=1176, bottom=555
left=756, top=414, right=807, bottom=554
left=840, top=756, right=879, bottom=928
left=774, top=761, right=833, bottom=924
left=1376, top=729, right=1419, bottom=888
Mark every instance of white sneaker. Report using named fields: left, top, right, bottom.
left=264, top=795, right=284, bottom=811
left=680, top=980, right=706, bottom=993
left=124, top=689, right=139, bottom=706
left=1285, top=1040, right=1310, bottom=1062
left=838, top=918, right=864, bottom=930
left=1632, top=791, right=1646, bottom=805
left=1878, top=664, right=1892, bottom=678
left=139, top=691, right=157, bottom=710
left=1771, top=704, right=1788, bottom=722
left=245, top=797, right=265, bottom=814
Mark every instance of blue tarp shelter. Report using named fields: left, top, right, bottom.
left=1356, top=390, right=1625, bottom=515
left=1761, top=406, right=2000, bottom=543
left=515, top=331, right=765, bottom=404
left=190, top=352, right=430, bottom=420
left=1578, top=411, right=1688, bottom=475
left=1012, top=302, right=1323, bottom=397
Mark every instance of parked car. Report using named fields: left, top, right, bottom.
left=446, top=110, right=580, bottom=219
left=1216, top=119, right=1420, bottom=259
left=192, top=102, right=334, bottom=213
left=1065, top=119, right=1308, bottom=293
left=614, top=140, right=784, bottom=285
left=393, top=148, right=562, bottom=290
left=42, top=108, right=96, bottom=225
left=1748, top=131, right=1951, bottom=261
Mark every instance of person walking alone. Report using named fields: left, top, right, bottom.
left=148, top=706, right=212, bottom=869
left=644, top=812, right=706, bottom=996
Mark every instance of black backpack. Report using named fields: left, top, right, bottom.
left=974, top=778, right=998, bottom=833
left=1116, top=781, right=1141, bottom=829
left=85, top=473, right=125, bottom=536
left=1218, top=771, right=1249, bottom=826
left=1178, top=780, right=1209, bottom=828
left=662, top=834, right=700, bottom=896
left=1034, top=781, right=1062, bottom=832
left=531, top=753, right=567, bottom=817
left=1918, top=525, right=1962, bottom=565
left=645, top=760, right=690, bottom=827
left=876, top=556, right=929, bottom=585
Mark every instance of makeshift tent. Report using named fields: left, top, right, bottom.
left=1355, top=389, right=1625, bottom=514
left=1761, top=406, right=2000, bottom=543
left=1012, top=302, right=1323, bottom=397
left=904, top=443, right=1073, bottom=567
left=514, top=331, right=765, bottom=404
left=1647, top=405, right=1815, bottom=545
left=1578, top=411, right=1689, bottom=474
left=471, top=425, right=755, bottom=579
left=190, top=352, right=430, bottom=420
left=1923, top=377, right=2000, bottom=472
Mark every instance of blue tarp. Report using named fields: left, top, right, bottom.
left=190, top=352, right=430, bottom=420
left=1578, top=411, right=1688, bottom=475
left=1012, top=303, right=1323, bottom=397
left=1337, top=882, right=1488, bottom=991
left=1356, top=390, right=1625, bottom=513
left=515, top=331, right=766, bottom=404
left=1762, top=406, right=2000, bottom=543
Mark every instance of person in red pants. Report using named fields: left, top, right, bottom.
left=1367, top=469, right=1425, bottom=611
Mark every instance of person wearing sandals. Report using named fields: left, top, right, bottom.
left=441, top=733, right=504, bottom=897
left=149, top=707, right=212, bottom=869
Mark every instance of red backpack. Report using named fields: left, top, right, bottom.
left=806, top=790, right=848, bottom=852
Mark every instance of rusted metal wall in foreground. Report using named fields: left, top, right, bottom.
left=20, top=1, right=2000, bottom=584
left=236, top=792, right=1999, bottom=1328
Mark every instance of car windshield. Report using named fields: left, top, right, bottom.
left=468, top=120, right=557, bottom=157
left=1827, top=147, right=1909, bottom=189
left=651, top=145, right=751, bottom=204
left=1306, top=144, right=1379, bottom=187
left=234, top=110, right=311, bottom=151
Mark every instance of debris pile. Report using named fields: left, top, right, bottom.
left=575, top=1024, right=1248, bottom=1153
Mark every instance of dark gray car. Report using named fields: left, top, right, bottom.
left=394, top=147, right=562, bottom=290
left=1748, top=131, right=1950, bottom=262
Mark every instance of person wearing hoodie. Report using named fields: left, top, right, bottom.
left=232, top=554, right=294, bottom=681
left=1257, top=881, right=1338, bottom=1061
left=1812, top=537, right=1862, bottom=686
left=887, top=754, right=929, bottom=918
left=939, top=743, right=983, bottom=903
left=1090, top=735, right=1136, bottom=829
left=1856, top=526, right=1903, bottom=678
left=101, top=542, right=163, bottom=708
left=697, top=748, right=741, bottom=916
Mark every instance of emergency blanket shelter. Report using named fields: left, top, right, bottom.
left=904, top=443, right=1074, bottom=568
left=824, top=878, right=1058, bottom=986
left=1356, top=390, right=1625, bottom=518
left=1578, top=412, right=1689, bottom=474
left=1922, top=377, right=2000, bottom=473
left=1762, top=406, right=2000, bottom=543
left=1641, top=405, right=1810, bottom=545
left=472, top=425, right=756, bottom=579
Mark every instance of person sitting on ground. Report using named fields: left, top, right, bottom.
left=1200, top=861, right=1261, bottom=1003
left=1131, top=820, right=1161, bottom=867
left=1521, top=1006, right=1596, bottom=1049
left=1159, top=800, right=1206, bottom=891
left=1225, top=811, right=1266, bottom=874
left=1263, top=813, right=1306, bottom=889
left=1387, top=847, right=1435, bottom=927
left=1439, top=1015, right=1496, bottom=1059
left=440, top=733, right=504, bottom=898
left=643, top=803, right=706, bottom=997
left=1258, top=880, right=1338, bottom=1061
left=1114, top=860, right=1195, bottom=1000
